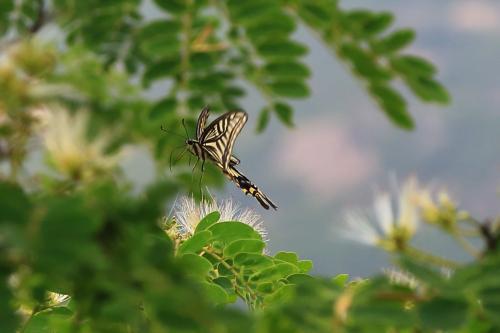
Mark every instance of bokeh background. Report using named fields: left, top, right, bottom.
left=223, top=0, right=500, bottom=277
left=131, top=0, right=499, bottom=277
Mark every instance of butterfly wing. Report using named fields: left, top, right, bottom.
left=229, top=155, right=240, bottom=166
left=196, top=106, right=210, bottom=140
left=200, top=111, right=248, bottom=170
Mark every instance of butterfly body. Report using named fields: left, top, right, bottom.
left=184, top=106, right=277, bottom=210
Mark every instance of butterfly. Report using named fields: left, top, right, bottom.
left=184, top=106, right=277, bottom=210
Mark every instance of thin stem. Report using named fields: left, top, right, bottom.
left=452, top=230, right=480, bottom=258
left=460, top=216, right=482, bottom=228
left=29, top=0, right=46, bottom=34
left=215, top=0, right=276, bottom=108
left=457, top=227, right=480, bottom=237
left=405, top=246, right=460, bottom=269
left=285, top=5, right=397, bottom=115
left=178, top=0, right=194, bottom=116
left=203, top=247, right=259, bottom=310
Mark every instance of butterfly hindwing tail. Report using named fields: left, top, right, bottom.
left=224, top=166, right=277, bottom=210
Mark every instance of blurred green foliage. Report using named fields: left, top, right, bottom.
left=2, top=179, right=500, bottom=332
left=1, top=0, right=498, bottom=332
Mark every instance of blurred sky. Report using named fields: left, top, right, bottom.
left=220, top=0, right=500, bottom=277
left=139, top=0, right=500, bottom=277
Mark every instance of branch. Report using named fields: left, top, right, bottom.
left=479, top=219, right=499, bottom=254
left=203, top=247, right=259, bottom=310
left=29, top=0, right=47, bottom=34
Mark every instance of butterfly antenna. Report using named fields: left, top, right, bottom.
left=160, top=125, right=186, bottom=139
left=181, top=119, right=190, bottom=139
left=198, top=160, right=205, bottom=197
left=169, top=144, right=186, bottom=172
left=191, top=158, right=200, bottom=183
left=175, top=148, right=188, bottom=165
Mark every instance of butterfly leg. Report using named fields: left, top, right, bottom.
left=190, top=157, right=200, bottom=183
left=170, top=146, right=187, bottom=172
left=169, top=149, right=174, bottom=172
left=198, top=162, right=205, bottom=196
left=194, top=159, right=205, bottom=197
left=191, top=157, right=200, bottom=174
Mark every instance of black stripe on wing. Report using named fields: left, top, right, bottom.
left=200, top=111, right=247, bottom=169
left=196, top=106, right=210, bottom=140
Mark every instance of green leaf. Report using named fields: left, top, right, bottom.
left=478, top=286, right=500, bottom=325
left=178, top=230, right=213, bottom=255
left=269, top=81, right=309, bottom=98
left=23, top=307, right=73, bottom=333
left=398, top=255, right=447, bottom=290
left=190, top=53, right=217, bottom=70
left=406, top=77, right=450, bottom=104
left=213, top=277, right=238, bottom=303
left=344, top=10, right=372, bottom=26
left=345, top=11, right=394, bottom=36
left=369, top=83, right=413, bottom=130
left=199, top=282, right=229, bottom=304
left=300, top=3, right=333, bottom=28
left=153, top=0, right=186, bottom=14
left=418, top=296, right=469, bottom=330
left=264, top=61, right=311, bottom=78
left=287, top=273, right=315, bottom=284
left=0, top=2, right=14, bottom=35
left=209, top=222, right=262, bottom=245
left=179, top=254, right=213, bottom=279
left=257, top=39, right=308, bottom=58
left=257, top=282, right=274, bottom=293
left=362, top=12, right=394, bottom=35
left=223, top=86, right=246, bottom=98
left=374, top=29, right=415, bottom=53
left=234, top=253, right=273, bottom=271
left=224, top=239, right=266, bottom=257
left=188, top=94, right=206, bottom=110
left=137, top=20, right=181, bottom=41
left=264, top=284, right=295, bottom=304
left=0, top=182, right=31, bottom=224
left=195, top=211, right=220, bottom=233
left=35, top=196, right=101, bottom=279
left=149, top=97, right=177, bottom=120
left=246, top=13, right=295, bottom=41
left=256, top=108, right=270, bottom=133
left=450, top=255, right=500, bottom=291
left=390, top=55, right=437, bottom=77
left=228, top=1, right=277, bottom=25
left=189, top=76, right=225, bottom=93
left=274, top=252, right=299, bottom=264
left=297, top=260, right=313, bottom=273
left=350, top=301, right=415, bottom=328
left=250, top=263, right=298, bottom=283
left=340, top=44, right=391, bottom=80
left=333, top=274, right=349, bottom=287
left=273, top=103, right=294, bottom=127
left=143, top=59, right=180, bottom=87
left=139, top=34, right=180, bottom=59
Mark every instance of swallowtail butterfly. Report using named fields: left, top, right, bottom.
left=184, top=106, right=277, bottom=210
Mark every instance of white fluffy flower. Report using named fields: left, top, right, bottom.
left=171, top=195, right=267, bottom=240
left=39, top=106, right=121, bottom=181
left=340, top=177, right=421, bottom=250
left=383, top=268, right=419, bottom=289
